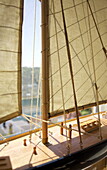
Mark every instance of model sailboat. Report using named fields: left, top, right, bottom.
left=0, top=0, right=107, bottom=169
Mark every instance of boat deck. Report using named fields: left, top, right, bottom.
left=0, top=115, right=107, bottom=170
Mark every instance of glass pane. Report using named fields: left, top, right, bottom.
left=0, top=0, right=42, bottom=140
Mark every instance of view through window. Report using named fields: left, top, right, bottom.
left=0, top=0, right=41, bottom=138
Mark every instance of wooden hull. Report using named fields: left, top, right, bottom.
left=30, top=139, right=107, bottom=170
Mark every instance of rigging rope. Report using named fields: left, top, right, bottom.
left=87, top=0, right=102, bottom=139
left=52, top=0, right=69, bottom=153
left=30, top=0, right=37, bottom=140
left=86, top=0, right=107, bottom=59
left=60, top=0, right=83, bottom=147
left=23, top=113, right=102, bottom=139
left=35, top=67, right=42, bottom=125
left=48, top=3, right=107, bottom=93
left=81, top=0, right=96, bottom=101
left=48, top=8, right=100, bottom=114
left=48, top=1, right=107, bottom=128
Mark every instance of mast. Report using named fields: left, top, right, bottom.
left=41, top=0, right=48, bottom=144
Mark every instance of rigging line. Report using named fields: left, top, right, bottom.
left=0, top=92, right=21, bottom=97
left=82, top=0, right=96, bottom=99
left=91, top=80, right=107, bottom=103
left=30, top=0, right=37, bottom=139
left=51, top=100, right=107, bottom=118
left=48, top=37, right=106, bottom=81
left=86, top=0, right=107, bottom=58
left=60, top=0, right=82, bottom=147
left=48, top=32, right=106, bottom=62
left=92, top=0, right=107, bottom=41
left=48, top=14, right=107, bottom=40
left=92, top=0, right=107, bottom=95
left=49, top=50, right=54, bottom=112
left=35, top=67, right=42, bottom=124
left=52, top=0, right=66, bottom=119
left=0, top=25, right=22, bottom=31
left=48, top=3, right=106, bottom=113
left=86, top=7, right=104, bottom=103
left=48, top=1, right=107, bottom=17
left=30, top=116, right=101, bottom=139
left=0, top=2, right=23, bottom=10
left=24, top=114, right=98, bottom=137
left=48, top=9, right=98, bottom=89
left=73, top=0, right=96, bottom=108
left=23, top=114, right=50, bottom=123
left=48, top=0, right=55, bottom=113
left=0, top=143, right=9, bottom=152
left=56, top=80, right=106, bottom=116
left=49, top=66, right=95, bottom=115
left=52, top=0, right=68, bottom=151
left=0, top=70, right=21, bottom=73
left=49, top=57, right=106, bottom=114
left=99, top=79, right=107, bottom=93
left=97, top=72, right=107, bottom=100
left=49, top=1, right=86, bottom=15
left=49, top=7, right=107, bottom=41
left=22, top=114, right=41, bottom=128
left=0, top=133, right=7, bottom=141
left=0, top=49, right=21, bottom=53
left=49, top=52, right=106, bottom=109
left=87, top=3, right=102, bottom=140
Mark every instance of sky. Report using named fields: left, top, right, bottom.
left=22, top=0, right=41, bottom=67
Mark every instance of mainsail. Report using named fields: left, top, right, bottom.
left=0, top=0, right=23, bottom=123
left=47, top=0, right=107, bottom=117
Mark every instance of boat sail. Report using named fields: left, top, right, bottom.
left=47, top=0, right=107, bottom=116
left=0, top=0, right=23, bottom=123
left=0, top=0, right=107, bottom=169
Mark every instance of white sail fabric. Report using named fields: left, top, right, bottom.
left=0, top=0, right=23, bottom=123
left=48, top=0, right=107, bottom=116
